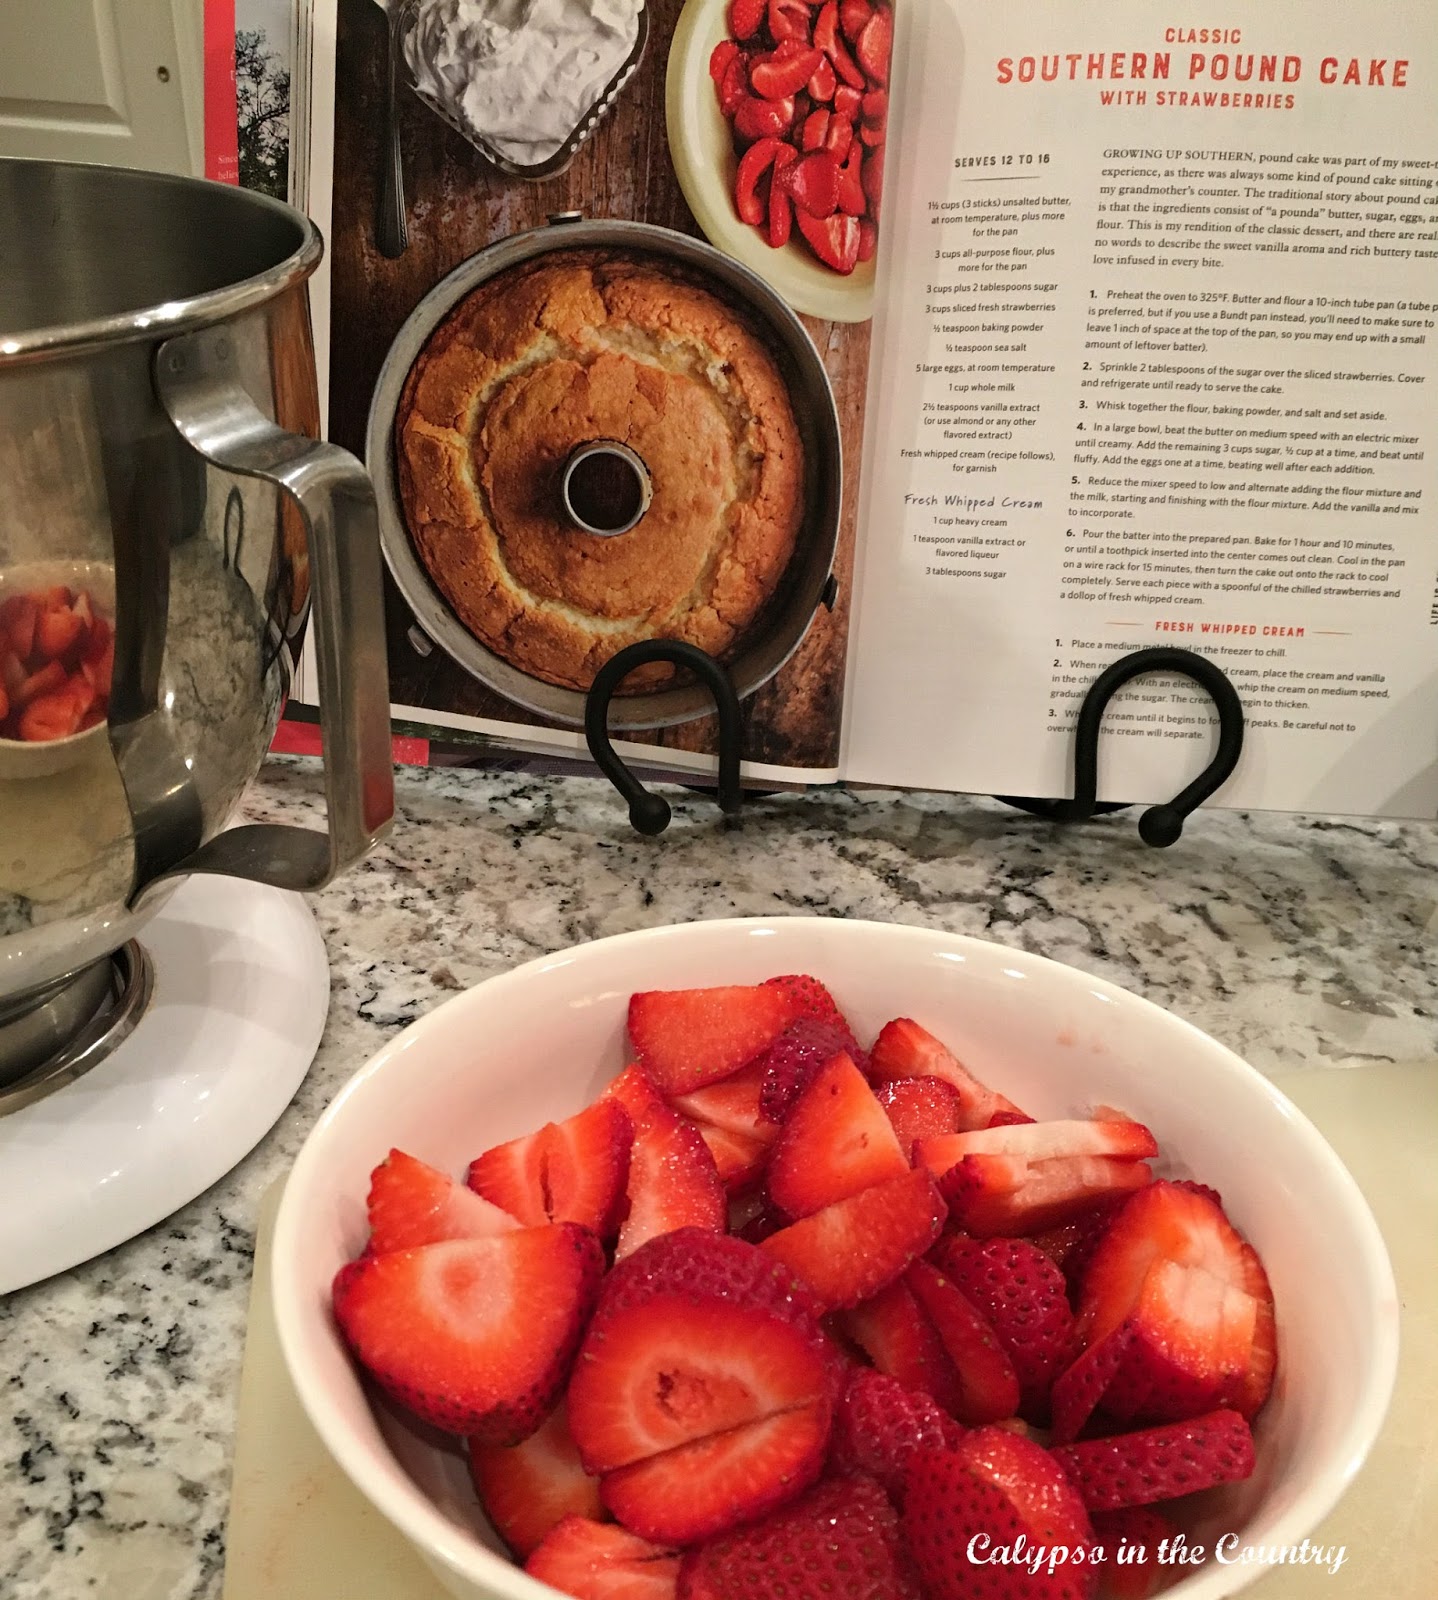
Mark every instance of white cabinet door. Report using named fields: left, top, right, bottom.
left=0, top=0, right=202, bottom=175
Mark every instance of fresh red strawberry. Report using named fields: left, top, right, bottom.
left=1050, top=1324, right=1136, bottom=1444
left=678, top=1475, right=919, bottom=1600
left=525, top=1515, right=680, bottom=1599
left=717, top=50, right=751, bottom=117
left=839, top=0, right=872, bottom=44
left=615, top=1099, right=725, bottom=1261
left=1090, top=1508, right=1181, bottom=1599
left=903, top=1428, right=1098, bottom=1600
left=905, top=1261, right=1020, bottom=1426
left=767, top=1052, right=908, bottom=1217
left=830, top=1368, right=965, bottom=1501
left=794, top=210, right=861, bottom=274
left=709, top=38, right=741, bottom=84
left=840, top=1278, right=966, bottom=1417
left=13, top=659, right=66, bottom=709
left=755, top=1016, right=861, bottom=1124
left=808, top=54, right=837, bottom=102
left=468, top=1098, right=633, bottom=1238
left=733, top=93, right=796, bottom=142
left=836, top=139, right=866, bottom=216
left=1074, top=1182, right=1275, bottom=1425
left=833, top=82, right=863, bottom=119
left=671, top=1059, right=771, bottom=1142
left=930, top=1236, right=1075, bottom=1417
left=567, top=1228, right=839, bottom=1486
left=814, top=0, right=867, bottom=88
left=768, top=0, right=815, bottom=44
left=18, top=690, right=82, bottom=741
left=919, top=1119, right=1159, bottom=1167
left=824, top=114, right=855, bottom=161
left=801, top=108, right=829, bottom=152
left=761, top=1168, right=946, bottom=1309
left=855, top=4, right=892, bottom=84
left=870, top=1020, right=1028, bottom=1130
left=606, top=1063, right=666, bottom=1123
left=930, top=1151, right=1153, bottom=1237
left=468, top=1400, right=604, bottom=1559
left=365, top=1148, right=518, bottom=1255
left=35, top=606, right=85, bottom=663
left=332, top=1224, right=604, bottom=1442
left=750, top=44, right=823, bottom=101
left=1051, top=1409, right=1255, bottom=1512
left=760, top=973, right=849, bottom=1028
left=728, top=0, right=766, bottom=41
left=628, top=985, right=796, bottom=1096
left=876, top=1076, right=962, bottom=1160
left=695, top=1122, right=769, bottom=1192
left=602, top=1401, right=831, bottom=1546
left=781, top=149, right=842, bottom=218
left=735, top=136, right=792, bottom=227
left=768, top=167, right=795, bottom=248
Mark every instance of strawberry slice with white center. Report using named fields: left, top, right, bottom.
left=840, top=1277, right=967, bottom=1418
left=365, top=1148, right=518, bottom=1255
left=567, top=1230, right=840, bottom=1544
left=614, top=1097, right=726, bottom=1260
left=467, top=1400, right=604, bottom=1559
left=332, top=1224, right=604, bottom=1443
left=1050, top=1408, right=1256, bottom=1512
left=766, top=1051, right=909, bottom=1218
left=628, top=985, right=797, bottom=1095
left=760, top=1167, right=947, bottom=1309
left=922, top=1149, right=1154, bottom=1236
left=678, top=1475, right=919, bottom=1600
left=670, top=1058, right=778, bottom=1192
left=904, top=1260, right=1021, bottom=1426
left=524, top=1515, right=680, bottom=1599
left=694, top=1123, right=770, bottom=1193
left=917, top=1119, right=1159, bottom=1166
left=467, top=1098, right=633, bottom=1238
left=902, top=1427, right=1098, bottom=1600
left=1071, top=1181, right=1276, bottom=1427
left=870, top=1018, right=1028, bottom=1130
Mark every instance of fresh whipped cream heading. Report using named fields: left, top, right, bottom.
left=405, top=0, right=642, bottom=168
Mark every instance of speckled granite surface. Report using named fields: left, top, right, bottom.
left=3, top=756, right=1436, bottom=1599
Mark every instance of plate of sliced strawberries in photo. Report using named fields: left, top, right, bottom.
left=667, top=0, right=892, bottom=322
left=314, top=969, right=1291, bottom=1600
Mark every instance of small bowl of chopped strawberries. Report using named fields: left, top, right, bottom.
left=666, top=0, right=892, bottom=322
left=0, top=562, right=115, bottom=777
left=272, top=919, right=1397, bottom=1600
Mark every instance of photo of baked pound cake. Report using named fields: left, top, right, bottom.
left=394, top=248, right=807, bottom=694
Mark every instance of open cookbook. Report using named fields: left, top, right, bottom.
left=292, top=0, right=1438, bottom=818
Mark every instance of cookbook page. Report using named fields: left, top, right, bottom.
left=843, top=0, right=1438, bottom=817
left=305, top=0, right=896, bottom=784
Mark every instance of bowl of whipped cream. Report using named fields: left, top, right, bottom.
left=399, top=0, right=648, bottom=179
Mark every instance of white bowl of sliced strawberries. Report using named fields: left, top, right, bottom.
left=272, top=918, right=1397, bottom=1600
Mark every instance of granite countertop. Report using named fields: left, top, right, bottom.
left=3, top=756, right=1437, bottom=1598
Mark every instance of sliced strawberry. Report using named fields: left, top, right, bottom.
left=807, top=54, right=837, bottom=102
left=34, top=606, right=85, bottom=664
left=767, top=1052, right=908, bottom=1218
left=930, top=1235, right=1075, bottom=1419
left=469, top=1098, right=633, bottom=1238
left=606, top=1063, right=667, bottom=1124
left=840, top=1278, right=966, bottom=1417
left=717, top=50, right=752, bottom=117
left=1050, top=1324, right=1136, bottom=1444
left=932, top=1151, right=1153, bottom=1237
left=755, top=1016, right=861, bottom=1124
left=767, top=0, right=815, bottom=44
left=468, top=1400, right=604, bottom=1559
left=734, top=135, right=791, bottom=228
left=615, top=1097, right=725, bottom=1260
left=525, top=1515, right=679, bottom=1600
left=903, top=1429, right=1097, bottom=1600
left=839, top=0, right=872, bottom=45
left=814, top=0, right=867, bottom=88
left=710, top=39, right=740, bottom=85
left=601, top=1401, right=830, bottom=1546
left=860, top=118, right=886, bottom=147
left=857, top=218, right=879, bottom=262
left=1, top=594, right=38, bottom=660
left=905, top=1261, right=1020, bottom=1426
left=733, top=93, right=796, bottom=142
left=794, top=209, right=861, bottom=275
left=568, top=1229, right=838, bottom=1476
left=833, top=83, right=863, bottom=119
left=1090, top=1507, right=1181, bottom=1599
left=629, top=985, right=796, bottom=1096
left=836, top=141, right=866, bottom=215
left=830, top=1368, right=965, bottom=1501
left=823, top=114, right=854, bottom=161
left=65, top=671, right=97, bottom=721
left=18, top=690, right=82, bottom=742
left=366, top=1148, right=518, bottom=1255
left=670, top=1059, right=771, bottom=1143
left=678, top=1475, right=916, bottom=1600
left=1075, top=1182, right=1275, bottom=1424
left=780, top=149, right=842, bottom=218
left=1051, top=1408, right=1255, bottom=1512
left=856, top=4, right=892, bottom=85
left=728, top=0, right=766, bottom=41
left=750, top=44, right=823, bottom=101
left=332, top=1224, right=604, bottom=1442
left=695, top=1122, right=769, bottom=1192
left=801, top=108, right=830, bottom=152
left=13, top=659, right=66, bottom=709
left=862, top=87, right=888, bottom=125
left=761, top=1167, right=946, bottom=1309
left=1233, top=1240, right=1277, bottom=1420
left=870, top=1019, right=1027, bottom=1130
left=760, top=974, right=850, bottom=1028
left=876, top=1076, right=961, bottom=1160
left=924, top=1121, right=1159, bottom=1169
